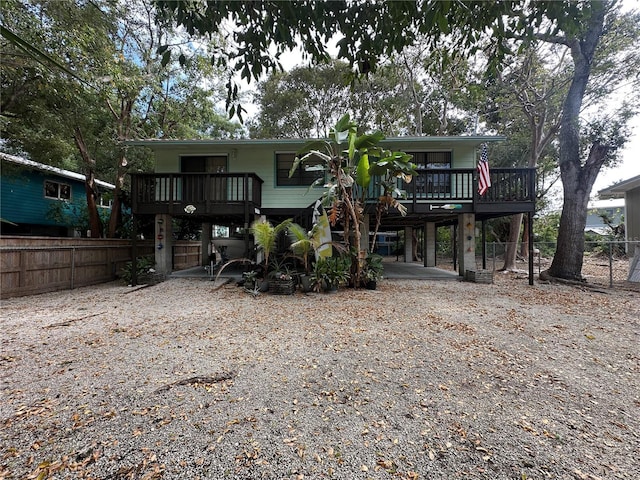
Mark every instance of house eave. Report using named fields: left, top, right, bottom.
left=124, top=135, right=506, bottom=150
left=598, top=174, right=640, bottom=198
left=1, top=152, right=115, bottom=189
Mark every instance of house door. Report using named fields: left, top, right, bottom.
left=181, top=156, right=227, bottom=202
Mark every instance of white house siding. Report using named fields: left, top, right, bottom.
left=147, top=137, right=498, bottom=211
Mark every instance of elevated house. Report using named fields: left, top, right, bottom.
left=1, top=152, right=114, bottom=237
left=127, top=136, right=536, bottom=282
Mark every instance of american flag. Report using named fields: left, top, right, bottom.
left=478, top=143, right=491, bottom=196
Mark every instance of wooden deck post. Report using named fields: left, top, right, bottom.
left=457, top=213, right=476, bottom=276
left=424, top=221, right=436, bottom=267
left=155, top=213, right=173, bottom=275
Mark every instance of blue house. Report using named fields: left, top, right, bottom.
left=1, top=152, right=114, bottom=237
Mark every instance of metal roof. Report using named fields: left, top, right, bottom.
left=124, top=135, right=506, bottom=148
left=598, top=174, right=640, bottom=199
left=1, top=152, right=115, bottom=189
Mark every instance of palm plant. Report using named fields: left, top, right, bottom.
left=251, top=218, right=292, bottom=273
left=288, top=222, right=319, bottom=274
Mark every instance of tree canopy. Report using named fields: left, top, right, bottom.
left=1, top=0, right=243, bottom=237
left=154, top=0, right=558, bottom=119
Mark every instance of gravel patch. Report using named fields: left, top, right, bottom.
left=1, top=274, right=638, bottom=479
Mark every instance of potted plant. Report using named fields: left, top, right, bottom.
left=288, top=222, right=323, bottom=292
left=362, top=253, right=384, bottom=289
left=251, top=218, right=292, bottom=290
left=310, top=256, right=351, bottom=293
left=268, top=261, right=296, bottom=295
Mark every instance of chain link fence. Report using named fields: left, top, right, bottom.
left=431, top=240, right=640, bottom=290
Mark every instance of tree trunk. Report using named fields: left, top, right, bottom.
left=520, top=219, right=529, bottom=258
left=549, top=143, right=609, bottom=280
left=73, top=127, right=102, bottom=238
left=547, top=4, right=607, bottom=281
left=83, top=174, right=102, bottom=238
left=412, top=229, right=420, bottom=261
left=107, top=152, right=127, bottom=238
left=107, top=98, right=134, bottom=238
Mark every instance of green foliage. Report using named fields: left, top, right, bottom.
left=172, top=218, right=202, bottom=241
left=310, top=255, right=351, bottom=292
left=287, top=222, right=317, bottom=274
left=436, top=226, right=454, bottom=257
left=120, top=255, right=155, bottom=285
left=156, top=1, right=605, bottom=120
left=1, top=0, right=240, bottom=237
left=46, top=200, right=109, bottom=236
left=362, top=253, right=384, bottom=283
left=251, top=218, right=292, bottom=271
left=249, top=60, right=423, bottom=138
left=291, top=114, right=415, bottom=286
left=533, top=212, right=561, bottom=256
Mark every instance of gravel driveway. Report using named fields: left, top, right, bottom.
left=1, top=275, right=638, bottom=479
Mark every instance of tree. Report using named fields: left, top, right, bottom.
left=1, top=0, right=241, bottom=237
left=480, top=5, right=639, bottom=278
left=154, top=1, right=529, bottom=119
left=541, top=3, right=640, bottom=281
left=483, top=48, right=566, bottom=271
left=249, top=61, right=353, bottom=138
left=2, top=0, right=119, bottom=237
left=249, top=60, right=419, bottom=139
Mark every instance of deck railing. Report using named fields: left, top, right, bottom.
left=131, top=172, right=263, bottom=215
left=131, top=168, right=535, bottom=216
left=396, top=167, right=536, bottom=204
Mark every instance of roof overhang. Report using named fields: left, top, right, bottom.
left=598, top=174, right=640, bottom=199
left=124, top=135, right=506, bottom=151
left=1, top=152, right=115, bottom=189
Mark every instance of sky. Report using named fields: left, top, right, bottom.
left=242, top=3, right=640, bottom=200
left=593, top=115, right=640, bottom=194
left=596, top=4, right=640, bottom=188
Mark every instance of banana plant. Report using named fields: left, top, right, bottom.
left=289, top=114, right=416, bottom=287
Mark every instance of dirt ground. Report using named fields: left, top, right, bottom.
left=1, top=267, right=638, bottom=479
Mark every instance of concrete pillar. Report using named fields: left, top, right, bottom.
left=361, top=215, right=370, bottom=252
left=424, top=221, right=436, bottom=267
left=404, top=226, right=413, bottom=263
left=201, top=222, right=212, bottom=265
left=155, top=214, right=173, bottom=275
left=457, top=213, right=476, bottom=277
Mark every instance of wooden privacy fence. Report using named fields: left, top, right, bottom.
left=173, top=241, right=202, bottom=271
left=0, top=237, right=154, bottom=299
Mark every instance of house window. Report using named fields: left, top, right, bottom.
left=97, top=193, right=112, bottom=208
left=408, top=151, right=452, bottom=197
left=276, top=152, right=323, bottom=187
left=44, top=180, right=71, bottom=200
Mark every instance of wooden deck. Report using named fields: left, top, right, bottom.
left=130, top=168, right=535, bottom=222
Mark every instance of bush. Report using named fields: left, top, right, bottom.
left=120, top=255, right=155, bottom=284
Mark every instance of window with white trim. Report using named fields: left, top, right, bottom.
left=44, top=180, right=71, bottom=200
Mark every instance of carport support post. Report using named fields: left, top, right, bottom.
left=201, top=222, right=212, bottom=265
left=155, top=214, right=173, bottom=275
left=424, top=221, right=436, bottom=267
left=457, top=213, right=476, bottom=277
left=404, top=226, right=413, bottom=263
